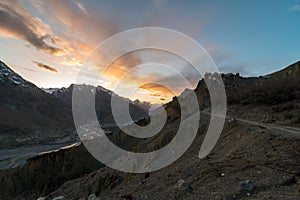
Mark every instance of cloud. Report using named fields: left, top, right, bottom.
left=34, top=61, right=58, bottom=73
left=31, top=0, right=118, bottom=44
left=29, top=0, right=120, bottom=67
left=150, top=93, right=161, bottom=97
left=76, top=2, right=87, bottom=14
left=0, top=1, right=65, bottom=56
left=0, top=0, right=100, bottom=71
left=139, top=83, right=175, bottom=98
left=23, top=0, right=220, bottom=102
left=101, top=53, right=142, bottom=81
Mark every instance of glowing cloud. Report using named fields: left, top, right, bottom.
left=34, top=61, right=59, bottom=73
left=140, top=83, right=175, bottom=98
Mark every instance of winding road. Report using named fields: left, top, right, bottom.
left=202, top=111, right=300, bottom=138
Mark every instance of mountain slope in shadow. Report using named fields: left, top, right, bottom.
left=0, top=60, right=148, bottom=149
left=0, top=61, right=75, bottom=149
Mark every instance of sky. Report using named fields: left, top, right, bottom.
left=0, top=0, right=300, bottom=103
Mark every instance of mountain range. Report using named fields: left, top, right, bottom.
left=0, top=61, right=148, bottom=149
left=0, top=60, right=300, bottom=199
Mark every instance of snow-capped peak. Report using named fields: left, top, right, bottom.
left=41, top=88, right=58, bottom=94
left=0, top=61, right=33, bottom=87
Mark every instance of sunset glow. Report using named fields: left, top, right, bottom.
left=1, top=0, right=300, bottom=103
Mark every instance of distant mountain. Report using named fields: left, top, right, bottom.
left=43, top=84, right=148, bottom=128
left=268, top=61, right=300, bottom=78
left=178, top=88, right=193, bottom=99
left=133, top=99, right=152, bottom=111
left=43, top=84, right=114, bottom=104
left=0, top=61, right=76, bottom=149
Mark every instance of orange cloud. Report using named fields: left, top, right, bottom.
left=23, top=1, right=205, bottom=102
left=140, top=83, right=175, bottom=97
left=150, top=93, right=161, bottom=97
left=29, top=0, right=119, bottom=68
left=108, top=58, right=140, bottom=78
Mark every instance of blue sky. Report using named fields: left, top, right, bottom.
left=0, top=0, right=299, bottom=102
left=77, top=0, right=300, bottom=75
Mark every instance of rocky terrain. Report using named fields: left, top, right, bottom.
left=0, top=61, right=300, bottom=199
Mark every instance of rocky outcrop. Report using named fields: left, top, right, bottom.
left=269, top=61, right=300, bottom=78
left=0, top=144, right=102, bottom=199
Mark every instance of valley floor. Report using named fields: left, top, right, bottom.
left=0, top=142, right=80, bottom=169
